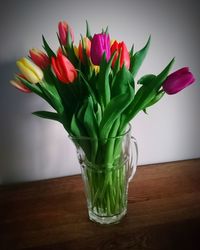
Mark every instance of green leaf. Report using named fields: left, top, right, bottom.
left=124, top=58, right=175, bottom=122
left=38, top=82, right=63, bottom=113
left=138, top=74, right=156, bottom=85
left=67, top=29, right=72, bottom=47
left=86, top=20, right=92, bottom=40
left=142, top=91, right=165, bottom=114
left=50, top=72, right=79, bottom=119
left=71, top=100, right=91, bottom=138
left=100, top=84, right=134, bottom=139
left=130, top=35, right=151, bottom=78
left=70, top=114, right=83, bottom=137
left=56, top=33, right=66, bottom=54
left=17, top=76, right=43, bottom=97
left=112, top=64, right=134, bottom=97
left=42, top=35, right=56, bottom=58
left=70, top=113, right=91, bottom=161
left=112, top=52, right=121, bottom=77
left=155, top=58, right=175, bottom=83
left=95, top=103, right=102, bottom=126
left=145, top=90, right=165, bottom=108
left=78, top=71, right=97, bottom=104
left=83, top=97, right=98, bottom=138
left=129, top=45, right=134, bottom=56
left=83, top=97, right=99, bottom=162
left=96, top=52, right=116, bottom=109
left=32, top=111, right=60, bottom=122
left=65, top=32, right=78, bottom=66
left=105, top=26, right=109, bottom=34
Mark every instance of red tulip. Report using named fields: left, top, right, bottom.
left=78, top=37, right=91, bottom=63
left=51, top=51, right=77, bottom=83
left=111, top=41, right=130, bottom=69
left=29, top=48, right=50, bottom=69
left=163, top=67, right=195, bottom=95
left=58, top=21, right=74, bottom=46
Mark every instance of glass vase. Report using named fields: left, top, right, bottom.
left=70, top=124, right=138, bottom=224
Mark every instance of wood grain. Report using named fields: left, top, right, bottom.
left=0, top=159, right=200, bottom=250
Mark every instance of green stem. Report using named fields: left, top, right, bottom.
left=104, top=118, right=121, bottom=164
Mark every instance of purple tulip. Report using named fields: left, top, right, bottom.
left=163, top=67, right=195, bottom=95
left=90, top=33, right=111, bottom=65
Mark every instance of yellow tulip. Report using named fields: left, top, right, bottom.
left=110, top=39, right=116, bottom=46
left=74, top=45, right=79, bottom=59
left=16, top=58, right=43, bottom=84
left=92, top=65, right=100, bottom=74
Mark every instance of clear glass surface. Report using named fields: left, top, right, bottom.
left=70, top=124, right=138, bottom=224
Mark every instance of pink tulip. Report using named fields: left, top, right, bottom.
left=90, top=33, right=111, bottom=65
left=10, top=74, right=31, bottom=93
left=163, top=67, right=195, bottom=95
left=58, top=21, right=74, bottom=45
left=51, top=51, right=77, bottom=83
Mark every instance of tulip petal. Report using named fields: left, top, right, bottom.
left=52, top=57, right=68, bottom=83
left=51, top=57, right=61, bottom=78
left=58, top=21, right=74, bottom=45
left=57, top=52, right=71, bottom=79
left=16, top=61, right=40, bottom=84
left=20, top=58, right=43, bottom=80
left=10, top=79, right=31, bottom=93
left=91, top=33, right=111, bottom=65
left=51, top=52, right=77, bottom=84
left=120, top=42, right=130, bottom=69
left=29, top=48, right=49, bottom=69
left=58, top=21, right=67, bottom=45
left=111, top=41, right=130, bottom=69
left=58, top=52, right=77, bottom=83
left=163, top=69, right=195, bottom=95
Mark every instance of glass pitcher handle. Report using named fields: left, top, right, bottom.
left=128, top=136, right=138, bottom=182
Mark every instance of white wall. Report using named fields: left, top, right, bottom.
left=0, top=0, right=200, bottom=184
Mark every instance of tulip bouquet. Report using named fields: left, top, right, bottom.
left=11, top=21, right=195, bottom=222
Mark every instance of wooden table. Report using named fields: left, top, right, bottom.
left=0, top=159, right=200, bottom=250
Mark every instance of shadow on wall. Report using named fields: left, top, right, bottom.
left=0, top=62, right=79, bottom=184
left=0, top=61, right=42, bottom=183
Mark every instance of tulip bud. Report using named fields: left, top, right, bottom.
left=29, top=48, right=50, bottom=69
left=10, top=74, right=31, bottom=93
left=58, top=21, right=74, bottom=46
left=74, top=45, right=79, bottom=58
left=111, top=41, right=130, bottom=69
left=16, top=58, right=44, bottom=84
left=57, top=47, right=65, bottom=55
left=78, top=37, right=91, bottom=63
left=110, top=39, right=115, bottom=46
left=51, top=51, right=77, bottom=84
left=91, top=65, right=100, bottom=74
left=163, top=67, right=195, bottom=95
left=90, top=33, right=111, bottom=65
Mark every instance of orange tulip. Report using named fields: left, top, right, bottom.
left=111, top=41, right=130, bottom=69
left=78, top=37, right=91, bottom=63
